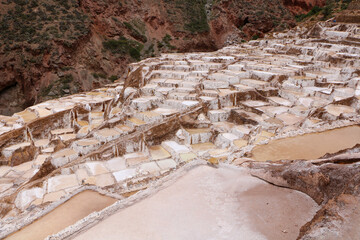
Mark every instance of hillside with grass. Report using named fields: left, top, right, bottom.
left=0, top=0, right=348, bottom=115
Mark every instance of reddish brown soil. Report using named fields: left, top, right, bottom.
left=0, top=0, right=324, bottom=115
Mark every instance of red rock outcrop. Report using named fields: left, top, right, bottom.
left=283, top=0, right=327, bottom=15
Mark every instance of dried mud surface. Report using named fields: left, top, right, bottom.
left=73, top=166, right=319, bottom=240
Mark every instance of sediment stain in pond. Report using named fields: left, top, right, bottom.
left=74, top=166, right=318, bottom=240
left=252, top=125, right=360, bottom=162
left=5, top=190, right=116, bottom=240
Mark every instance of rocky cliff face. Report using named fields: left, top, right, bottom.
left=249, top=158, right=360, bottom=239
left=0, top=0, right=324, bottom=115
left=283, top=0, right=326, bottom=14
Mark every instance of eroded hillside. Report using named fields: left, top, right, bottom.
left=0, top=0, right=328, bottom=115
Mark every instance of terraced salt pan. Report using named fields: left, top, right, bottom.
left=325, top=104, right=356, bottom=117
left=5, top=190, right=116, bottom=240
left=73, top=166, right=318, bottom=240
left=252, top=125, right=360, bottom=162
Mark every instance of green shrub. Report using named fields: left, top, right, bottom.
left=123, top=21, right=147, bottom=42
left=92, top=73, right=99, bottom=79
left=41, top=83, right=53, bottom=97
left=103, top=38, right=129, bottom=54
left=163, top=34, right=172, bottom=44
left=60, top=74, right=73, bottom=84
left=0, top=0, right=90, bottom=53
left=341, top=0, right=352, bottom=9
left=144, top=43, right=155, bottom=56
left=295, top=6, right=322, bottom=22
left=157, top=41, right=164, bottom=49
left=98, top=73, right=107, bottom=79
left=103, top=37, right=144, bottom=61
left=182, top=0, right=209, bottom=33
left=322, top=4, right=333, bottom=20
left=251, top=34, right=259, bottom=40
left=129, top=47, right=141, bottom=61
left=109, top=75, right=118, bottom=82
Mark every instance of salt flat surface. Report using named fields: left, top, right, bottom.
left=6, top=190, right=116, bottom=240
left=74, top=165, right=319, bottom=240
left=252, top=125, right=360, bottom=162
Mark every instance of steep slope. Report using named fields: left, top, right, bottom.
left=0, top=0, right=324, bottom=115
left=283, top=0, right=326, bottom=14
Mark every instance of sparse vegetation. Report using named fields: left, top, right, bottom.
left=92, top=73, right=107, bottom=79
left=251, top=34, right=259, bottom=40
left=40, top=73, right=74, bottom=98
left=295, top=6, right=322, bottom=22
left=295, top=0, right=351, bottom=22
left=60, top=74, right=73, bottom=84
left=322, top=1, right=334, bottom=20
left=40, top=83, right=54, bottom=97
left=109, top=75, right=118, bottom=82
left=0, top=0, right=90, bottom=52
left=341, top=0, right=352, bottom=10
left=165, top=0, right=209, bottom=33
left=123, top=21, right=147, bottom=43
left=158, top=34, right=176, bottom=51
left=144, top=43, right=155, bottom=57
left=184, top=0, right=209, bottom=33
left=103, top=37, right=144, bottom=61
